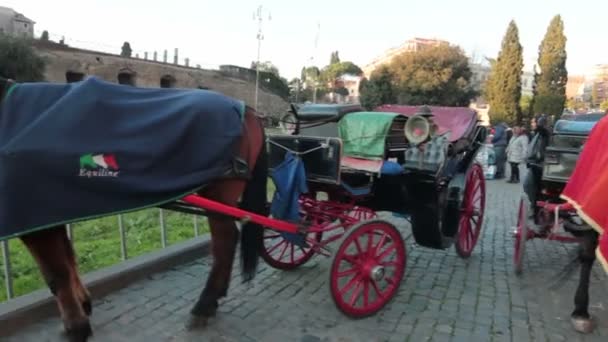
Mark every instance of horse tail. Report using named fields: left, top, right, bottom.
left=239, top=113, right=268, bottom=282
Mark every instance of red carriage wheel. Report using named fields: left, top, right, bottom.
left=260, top=215, right=323, bottom=270
left=455, top=163, right=486, bottom=258
left=329, top=219, right=406, bottom=318
left=340, top=206, right=377, bottom=227
left=513, top=196, right=529, bottom=275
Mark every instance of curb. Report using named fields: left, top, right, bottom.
left=0, top=234, right=211, bottom=337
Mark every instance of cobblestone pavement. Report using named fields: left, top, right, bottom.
left=7, top=174, right=608, bottom=341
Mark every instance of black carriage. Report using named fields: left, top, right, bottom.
left=513, top=112, right=606, bottom=274
left=264, top=103, right=487, bottom=316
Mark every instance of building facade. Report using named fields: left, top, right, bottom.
left=362, top=37, right=449, bottom=78
left=32, top=40, right=289, bottom=117
left=0, top=6, right=34, bottom=37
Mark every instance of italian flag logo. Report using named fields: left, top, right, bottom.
left=79, top=153, right=119, bottom=177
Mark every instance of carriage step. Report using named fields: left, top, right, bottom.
left=340, top=181, right=372, bottom=197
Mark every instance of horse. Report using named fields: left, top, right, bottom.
left=0, top=77, right=269, bottom=342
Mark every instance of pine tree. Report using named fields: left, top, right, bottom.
left=330, top=51, right=340, bottom=64
left=486, top=20, right=523, bottom=125
left=532, top=14, right=568, bottom=118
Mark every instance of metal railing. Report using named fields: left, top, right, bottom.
left=1, top=209, right=204, bottom=301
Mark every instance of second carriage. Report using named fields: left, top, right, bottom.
left=263, top=103, right=488, bottom=316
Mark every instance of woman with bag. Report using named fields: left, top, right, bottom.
left=506, top=126, right=529, bottom=183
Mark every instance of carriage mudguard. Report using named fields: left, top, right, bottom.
left=0, top=77, right=245, bottom=239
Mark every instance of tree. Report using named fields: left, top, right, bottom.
left=388, top=44, right=477, bottom=106
left=601, top=99, right=608, bottom=111
left=359, top=66, right=396, bottom=110
left=520, top=95, right=533, bottom=116
left=330, top=51, right=340, bottom=64
left=251, top=61, right=280, bottom=77
left=121, top=42, right=132, bottom=57
left=532, top=15, right=568, bottom=117
left=485, top=20, right=524, bottom=124
left=40, top=30, right=49, bottom=41
left=0, top=35, right=45, bottom=81
left=591, top=82, right=599, bottom=108
left=320, top=61, right=363, bottom=84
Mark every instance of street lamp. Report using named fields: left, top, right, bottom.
left=253, top=5, right=271, bottom=111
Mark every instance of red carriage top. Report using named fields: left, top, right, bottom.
left=374, top=104, right=479, bottom=142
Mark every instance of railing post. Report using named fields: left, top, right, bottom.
left=193, top=215, right=199, bottom=236
left=2, top=240, right=13, bottom=299
left=159, top=209, right=167, bottom=248
left=118, top=215, right=127, bottom=260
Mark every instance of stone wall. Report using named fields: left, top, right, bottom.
left=32, top=40, right=289, bottom=118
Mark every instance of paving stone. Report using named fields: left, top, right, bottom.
left=4, top=178, right=608, bottom=341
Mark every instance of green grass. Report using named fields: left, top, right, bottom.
left=0, top=209, right=207, bottom=302
left=0, top=180, right=277, bottom=303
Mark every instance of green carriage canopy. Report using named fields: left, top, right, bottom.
left=338, top=111, right=400, bottom=160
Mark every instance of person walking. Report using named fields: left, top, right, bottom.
left=491, top=121, right=509, bottom=179
left=506, top=126, right=528, bottom=183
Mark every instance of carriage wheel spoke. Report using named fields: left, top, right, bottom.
left=366, top=232, right=375, bottom=257
left=376, top=244, right=396, bottom=262
left=374, top=233, right=388, bottom=255
left=337, top=266, right=358, bottom=278
left=278, top=242, right=289, bottom=261
left=353, top=238, right=364, bottom=255
left=371, top=278, right=384, bottom=298
left=340, top=274, right=361, bottom=295
left=264, top=234, right=281, bottom=239
left=348, top=281, right=364, bottom=306
left=267, top=240, right=286, bottom=255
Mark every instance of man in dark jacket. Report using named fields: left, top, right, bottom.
left=491, top=122, right=509, bottom=179
left=523, top=114, right=550, bottom=220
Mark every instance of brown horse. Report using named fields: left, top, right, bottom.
left=0, top=77, right=268, bottom=341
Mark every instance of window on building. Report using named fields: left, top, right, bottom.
left=118, top=71, right=136, bottom=86
left=65, top=71, right=85, bottom=83
left=160, top=75, right=176, bottom=88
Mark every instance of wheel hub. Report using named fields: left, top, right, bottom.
left=370, top=265, right=385, bottom=281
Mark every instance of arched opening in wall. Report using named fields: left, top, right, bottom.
left=118, top=71, right=136, bottom=86
left=160, top=75, right=176, bottom=88
left=65, top=71, right=85, bottom=83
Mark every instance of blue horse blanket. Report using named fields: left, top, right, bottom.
left=0, top=77, right=245, bottom=239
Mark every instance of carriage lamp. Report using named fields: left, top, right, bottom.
left=404, top=105, right=436, bottom=145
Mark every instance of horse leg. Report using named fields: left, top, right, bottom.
left=187, top=107, right=267, bottom=329
left=64, top=231, right=92, bottom=316
left=571, top=230, right=599, bottom=334
left=20, top=226, right=92, bottom=341
left=187, top=181, right=244, bottom=329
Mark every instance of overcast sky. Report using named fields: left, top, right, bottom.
left=6, top=0, right=607, bottom=79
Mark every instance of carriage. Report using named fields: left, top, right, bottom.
left=513, top=112, right=605, bottom=274
left=265, top=103, right=488, bottom=316
left=0, top=77, right=488, bottom=341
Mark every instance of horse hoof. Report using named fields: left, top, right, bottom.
left=65, top=320, right=93, bottom=342
left=185, top=314, right=210, bottom=330
left=572, top=316, right=594, bottom=334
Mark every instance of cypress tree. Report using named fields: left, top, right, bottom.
left=532, top=14, right=568, bottom=118
left=486, top=20, right=523, bottom=125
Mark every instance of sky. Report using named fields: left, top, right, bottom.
left=5, top=0, right=608, bottom=80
